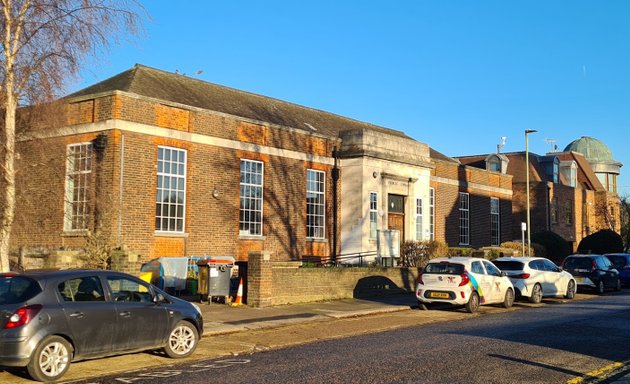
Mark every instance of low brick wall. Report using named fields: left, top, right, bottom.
left=270, top=265, right=419, bottom=306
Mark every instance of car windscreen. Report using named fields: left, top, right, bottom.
left=492, top=261, right=525, bottom=271
left=563, top=257, right=592, bottom=270
left=606, top=255, right=627, bottom=269
left=424, top=263, right=465, bottom=275
left=0, top=276, right=42, bottom=304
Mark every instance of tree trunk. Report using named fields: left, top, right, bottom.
left=0, top=90, right=17, bottom=272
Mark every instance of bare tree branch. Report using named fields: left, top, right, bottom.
left=0, top=0, right=144, bottom=272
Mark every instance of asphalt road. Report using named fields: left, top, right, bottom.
left=59, top=290, right=630, bottom=384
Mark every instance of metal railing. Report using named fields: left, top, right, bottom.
left=302, top=251, right=379, bottom=267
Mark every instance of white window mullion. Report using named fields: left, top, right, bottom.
left=369, top=192, right=378, bottom=239
left=491, top=197, right=500, bottom=246
left=416, top=198, right=423, bottom=240
left=307, top=169, right=325, bottom=239
left=156, top=146, right=187, bottom=233
left=459, top=192, right=469, bottom=245
left=240, top=159, right=264, bottom=236
left=64, top=143, right=93, bottom=231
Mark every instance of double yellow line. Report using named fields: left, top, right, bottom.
left=568, top=361, right=627, bottom=384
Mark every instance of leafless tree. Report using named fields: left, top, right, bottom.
left=620, top=194, right=630, bottom=250
left=1, top=0, right=144, bottom=272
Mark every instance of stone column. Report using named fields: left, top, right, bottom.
left=247, top=251, right=272, bottom=307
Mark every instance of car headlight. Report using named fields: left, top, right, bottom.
left=191, top=302, right=202, bottom=315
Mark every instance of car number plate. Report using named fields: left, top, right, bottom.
left=574, top=277, right=584, bottom=283
left=430, top=292, right=449, bottom=299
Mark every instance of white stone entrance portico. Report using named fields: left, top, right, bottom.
left=338, top=128, right=434, bottom=264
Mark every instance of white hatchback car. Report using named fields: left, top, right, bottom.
left=415, top=257, right=515, bottom=313
left=493, top=257, right=576, bottom=303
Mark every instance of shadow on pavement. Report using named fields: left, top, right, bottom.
left=352, top=276, right=416, bottom=309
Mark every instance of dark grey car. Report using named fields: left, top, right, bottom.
left=0, top=269, right=203, bottom=382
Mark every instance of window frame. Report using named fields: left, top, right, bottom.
left=369, top=192, right=378, bottom=239
left=570, top=162, right=577, bottom=187
left=553, top=158, right=560, bottom=184
left=415, top=198, right=423, bottom=240
left=306, top=169, right=326, bottom=239
left=64, top=142, right=93, bottom=231
left=429, top=188, right=435, bottom=241
left=564, top=198, right=573, bottom=225
left=488, top=156, right=502, bottom=172
left=239, top=159, right=264, bottom=237
left=459, top=192, right=470, bottom=245
left=155, top=146, right=187, bottom=233
left=490, top=197, right=500, bottom=246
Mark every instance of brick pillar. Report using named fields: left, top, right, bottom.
left=247, top=251, right=272, bottom=307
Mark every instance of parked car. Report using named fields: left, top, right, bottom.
left=561, top=254, right=621, bottom=294
left=0, top=269, right=203, bottom=382
left=492, top=257, right=576, bottom=303
left=416, top=257, right=514, bottom=313
left=604, top=253, right=630, bottom=286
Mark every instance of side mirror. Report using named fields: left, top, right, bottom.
left=153, top=293, right=165, bottom=303
left=501, top=271, right=507, bottom=277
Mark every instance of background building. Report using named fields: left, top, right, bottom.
left=457, top=137, right=622, bottom=252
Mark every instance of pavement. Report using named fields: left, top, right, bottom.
left=198, top=294, right=418, bottom=336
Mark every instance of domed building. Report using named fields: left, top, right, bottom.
left=564, top=136, right=622, bottom=194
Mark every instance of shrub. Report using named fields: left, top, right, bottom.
left=577, top=229, right=624, bottom=254
left=529, top=231, right=568, bottom=263
left=499, top=241, right=539, bottom=257
left=480, top=246, right=516, bottom=259
left=400, top=240, right=449, bottom=268
left=448, top=247, right=474, bottom=257
left=531, top=243, right=546, bottom=258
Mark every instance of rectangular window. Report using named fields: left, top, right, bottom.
left=239, top=159, right=264, bottom=236
left=369, top=192, right=378, bottom=239
left=155, top=146, right=187, bottom=232
left=429, top=188, right=435, bottom=241
left=491, top=198, right=500, bottom=246
left=307, top=169, right=325, bottom=239
left=64, top=143, right=93, bottom=231
left=551, top=197, right=558, bottom=224
left=416, top=198, right=423, bottom=240
left=564, top=199, right=573, bottom=225
left=459, top=192, right=470, bottom=245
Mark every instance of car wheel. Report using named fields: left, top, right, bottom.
left=503, top=288, right=514, bottom=308
left=596, top=280, right=605, bottom=295
left=27, top=336, right=73, bottom=382
left=465, top=291, right=480, bottom=313
left=615, top=278, right=621, bottom=292
left=529, top=284, right=543, bottom=304
left=565, top=280, right=576, bottom=299
left=164, top=321, right=199, bottom=358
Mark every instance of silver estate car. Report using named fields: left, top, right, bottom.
left=0, top=269, right=203, bottom=382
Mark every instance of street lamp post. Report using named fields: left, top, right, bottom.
left=525, top=129, right=537, bottom=256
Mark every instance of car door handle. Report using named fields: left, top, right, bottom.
left=69, top=312, right=84, bottom=319
left=119, top=311, right=132, bottom=318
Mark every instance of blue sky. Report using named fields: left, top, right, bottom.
left=74, top=1, right=630, bottom=194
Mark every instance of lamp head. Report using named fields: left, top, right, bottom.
left=525, top=129, right=538, bottom=134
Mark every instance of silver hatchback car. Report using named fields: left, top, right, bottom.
left=0, top=269, right=203, bottom=382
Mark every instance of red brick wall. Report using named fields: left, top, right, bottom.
left=12, top=94, right=341, bottom=268
left=433, top=162, right=513, bottom=248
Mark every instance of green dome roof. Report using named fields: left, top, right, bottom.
left=563, top=136, right=615, bottom=163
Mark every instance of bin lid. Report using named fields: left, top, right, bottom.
left=197, top=256, right=235, bottom=266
